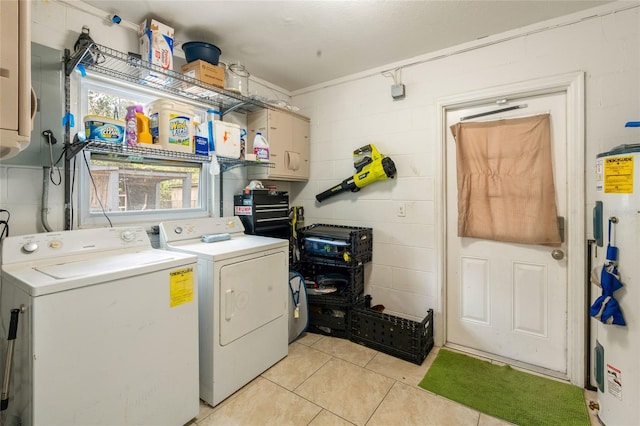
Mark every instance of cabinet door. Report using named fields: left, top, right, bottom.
left=267, top=109, right=292, bottom=177
left=247, top=108, right=310, bottom=181
left=0, top=0, right=19, bottom=130
left=290, top=115, right=310, bottom=179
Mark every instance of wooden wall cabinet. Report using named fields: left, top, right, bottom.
left=0, top=0, right=32, bottom=160
left=247, top=107, right=310, bottom=181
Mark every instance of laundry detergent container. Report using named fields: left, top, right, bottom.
left=211, top=121, right=241, bottom=158
left=147, top=99, right=195, bottom=153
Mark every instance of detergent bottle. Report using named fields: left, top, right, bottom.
left=253, top=132, right=269, bottom=161
left=135, top=106, right=152, bottom=144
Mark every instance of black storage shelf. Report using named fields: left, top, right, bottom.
left=300, top=255, right=367, bottom=268
left=301, top=262, right=364, bottom=308
left=350, top=306, right=434, bottom=365
left=307, top=324, right=349, bottom=339
left=308, top=304, right=351, bottom=338
left=299, top=224, right=373, bottom=266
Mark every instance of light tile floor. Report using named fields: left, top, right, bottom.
left=191, top=333, right=601, bottom=426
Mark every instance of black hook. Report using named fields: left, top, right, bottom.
left=42, top=130, right=57, bottom=145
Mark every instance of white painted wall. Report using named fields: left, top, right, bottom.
left=290, top=4, right=640, bottom=321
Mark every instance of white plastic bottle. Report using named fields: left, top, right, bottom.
left=253, top=132, right=269, bottom=161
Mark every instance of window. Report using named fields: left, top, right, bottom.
left=78, top=79, right=211, bottom=227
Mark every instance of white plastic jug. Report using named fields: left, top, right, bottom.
left=253, top=132, right=269, bottom=161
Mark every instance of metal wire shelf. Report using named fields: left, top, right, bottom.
left=74, top=140, right=274, bottom=171
left=68, top=43, right=272, bottom=115
left=75, top=140, right=211, bottom=163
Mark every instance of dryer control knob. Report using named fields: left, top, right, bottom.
left=121, top=231, right=136, bottom=242
left=174, top=226, right=183, bottom=234
left=22, top=242, right=38, bottom=253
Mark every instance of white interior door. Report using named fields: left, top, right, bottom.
left=446, top=92, right=569, bottom=375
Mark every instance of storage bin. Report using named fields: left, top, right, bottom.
left=299, top=224, right=373, bottom=265
left=147, top=99, right=194, bottom=153
left=350, top=301, right=434, bottom=365
left=308, top=304, right=351, bottom=339
left=300, top=261, right=364, bottom=307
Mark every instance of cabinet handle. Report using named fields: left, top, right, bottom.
left=225, top=289, right=234, bottom=321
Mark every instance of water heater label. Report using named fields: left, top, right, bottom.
left=606, top=363, right=622, bottom=400
left=169, top=267, right=194, bottom=307
left=604, top=155, right=634, bottom=193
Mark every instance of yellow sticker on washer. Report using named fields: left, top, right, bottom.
left=604, top=155, right=634, bottom=193
left=169, top=267, right=194, bottom=307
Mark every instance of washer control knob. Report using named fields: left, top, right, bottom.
left=49, top=240, right=62, bottom=249
left=22, top=242, right=38, bottom=253
left=174, top=226, right=183, bottom=234
left=121, top=231, right=136, bottom=242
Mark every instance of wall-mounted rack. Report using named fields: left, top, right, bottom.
left=62, top=42, right=274, bottom=230
left=68, top=140, right=212, bottom=163
left=65, top=42, right=271, bottom=116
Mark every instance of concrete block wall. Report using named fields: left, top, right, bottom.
left=291, top=4, right=640, bottom=321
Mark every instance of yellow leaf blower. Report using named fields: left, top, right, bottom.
left=316, top=144, right=396, bottom=203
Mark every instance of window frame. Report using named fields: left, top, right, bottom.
left=77, top=76, right=212, bottom=228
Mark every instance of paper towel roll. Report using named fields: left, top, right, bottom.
left=286, top=151, right=300, bottom=171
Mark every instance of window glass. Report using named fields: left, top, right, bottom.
left=87, top=156, right=202, bottom=213
left=87, top=88, right=137, bottom=120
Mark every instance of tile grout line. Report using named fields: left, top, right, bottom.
left=363, top=378, right=400, bottom=426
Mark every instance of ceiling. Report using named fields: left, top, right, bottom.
left=80, top=0, right=614, bottom=91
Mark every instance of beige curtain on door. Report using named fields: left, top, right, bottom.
left=450, top=113, right=561, bottom=246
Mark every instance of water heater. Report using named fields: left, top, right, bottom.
left=593, top=143, right=640, bottom=425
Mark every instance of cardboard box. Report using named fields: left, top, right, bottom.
left=139, top=19, right=174, bottom=85
left=181, top=60, right=225, bottom=89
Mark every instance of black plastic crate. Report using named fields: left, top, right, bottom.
left=299, top=224, right=372, bottom=265
left=307, top=323, right=349, bottom=339
left=308, top=304, right=350, bottom=336
left=350, top=305, right=434, bottom=365
left=300, top=262, right=364, bottom=307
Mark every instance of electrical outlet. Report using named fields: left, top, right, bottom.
left=397, top=202, right=406, bottom=217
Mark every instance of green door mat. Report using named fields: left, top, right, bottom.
left=418, top=349, right=590, bottom=426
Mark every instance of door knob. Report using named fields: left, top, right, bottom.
left=551, top=249, right=565, bottom=260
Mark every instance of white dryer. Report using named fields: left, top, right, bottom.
left=0, top=227, right=199, bottom=425
left=159, top=217, right=288, bottom=407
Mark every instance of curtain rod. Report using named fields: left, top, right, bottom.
left=460, top=104, right=528, bottom=121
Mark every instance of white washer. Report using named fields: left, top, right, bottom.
left=0, top=227, right=199, bottom=426
left=159, top=217, right=288, bottom=407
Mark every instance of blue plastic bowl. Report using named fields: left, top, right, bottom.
left=182, top=41, right=222, bottom=65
